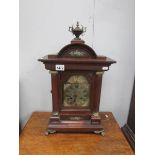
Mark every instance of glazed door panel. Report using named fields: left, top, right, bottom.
left=60, top=71, right=95, bottom=113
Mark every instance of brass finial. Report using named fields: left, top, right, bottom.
left=76, top=21, right=79, bottom=27
left=69, top=22, right=86, bottom=40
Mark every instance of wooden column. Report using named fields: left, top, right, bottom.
left=93, top=71, right=104, bottom=112
left=50, top=71, right=60, bottom=113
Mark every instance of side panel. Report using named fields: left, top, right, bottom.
left=51, top=72, right=61, bottom=113
left=92, top=73, right=103, bottom=112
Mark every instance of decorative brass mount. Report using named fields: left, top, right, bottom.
left=93, top=112, right=99, bottom=117
left=94, top=129, right=105, bottom=136
left=53, top=112, right=59, bottom=116
left=96, top=71, right=104, bottom=75
left=45, top=129, right=56, bottom=135
left=49, top=70, right=58, bottom=74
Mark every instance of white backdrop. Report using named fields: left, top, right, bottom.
left=19, top=0, right=134, bottom=128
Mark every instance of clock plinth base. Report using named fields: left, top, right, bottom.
left=46, top=119, right=103, bottom=134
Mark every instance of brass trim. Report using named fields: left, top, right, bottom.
left=49, top=70, right=58, bottom=74
left=96, top=71, right=104, bottom=75
left=69, top=50, right=85, bottom=57
left=45, top=129, right=56, bottom=135
left=101, top=132, right=105, bottom=136
left=53, top=112, right=59, bottom=116
left=93, top=112, right=99, bottom=117
left=48, top=129, right=56, bottom=134
left=69, top=116, right=81, bottom=120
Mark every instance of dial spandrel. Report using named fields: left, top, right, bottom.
left=63, top=75, right=90, bottom=107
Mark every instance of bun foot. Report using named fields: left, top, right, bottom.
left=45, top=129, right=56, bottom=135
left=94, top=129, right=105, bottom=136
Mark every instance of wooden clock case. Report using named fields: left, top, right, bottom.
left=38, top=24, right=116, bottom=135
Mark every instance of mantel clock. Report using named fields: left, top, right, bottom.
left=38, top=22, right=116, bottom=135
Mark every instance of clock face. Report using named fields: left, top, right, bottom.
left=63, top=75, right=90, bottom=107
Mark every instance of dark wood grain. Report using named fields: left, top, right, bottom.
left=122, top=81, right=135, bottom=151
left=20, top=112, right=134, bottom=155
left=51, top=73, right=60, bottom=112
left=122, top=124, right=135, bottom=151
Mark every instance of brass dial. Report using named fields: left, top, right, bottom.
left=63, top=75, right=90, bottom=107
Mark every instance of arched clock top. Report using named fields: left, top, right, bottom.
left=38, top=21, right=116, bottom=71
left=57, top=43, right=97, bottom=58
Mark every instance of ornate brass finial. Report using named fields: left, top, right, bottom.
left=76, top=21, right=79, bottom=27
left=69, top=21, right=86, bottom=41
